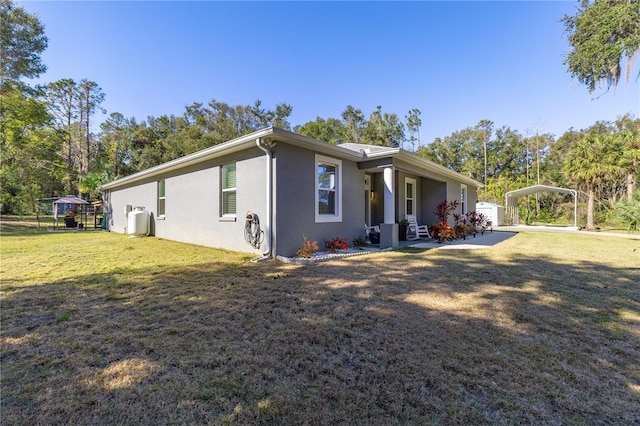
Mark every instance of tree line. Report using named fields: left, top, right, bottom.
left=1, top=0, right=639, bottom=231
left=418, top=117, right=639, bottom=230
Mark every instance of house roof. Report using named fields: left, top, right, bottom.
left=100, top=127, right=482, bottom=191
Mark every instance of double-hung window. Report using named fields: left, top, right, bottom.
left=405, top=177, right=416, bottom=216
left=221, top=163, right=237, bottom=217
left=158, top=179, right=166, bottom=217
left=460, top=184, right=467, bottom=214
left=315, top=155, right=342, bottom=222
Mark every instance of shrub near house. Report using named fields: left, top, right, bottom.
left=429, top=199, right=489, bottom=243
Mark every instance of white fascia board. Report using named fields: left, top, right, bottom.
left=362, top=148, right=401, bottom=158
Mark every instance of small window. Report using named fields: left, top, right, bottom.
left=158, top=179, right=166, bottom=217
left=405, top=177, right=416, bottom=216
left=315, top=155, right=342, bottom=222
left=221, top=163, right=236, bottom=216
left=460, top=184, right=467, bottom=214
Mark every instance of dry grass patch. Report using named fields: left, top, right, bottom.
left=1, top=219, right=639, bottom=424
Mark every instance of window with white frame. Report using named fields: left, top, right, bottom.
left=315, top=155, right=342, bottom=222
left=221, top=163, right=236, bottom=216
left=158, top=179, right=166, bottom=217
left=405, top=177, right=416, bottom=216
left=461, top=184, right=467, bottom=214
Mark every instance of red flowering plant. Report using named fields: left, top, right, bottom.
left=296, top=235, right=319, bottom=258
left=324, top=237, right=349, bottom=253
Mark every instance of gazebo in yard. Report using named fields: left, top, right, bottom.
left=52, top=195, right=90, bottom=229
left=505, top=185, right=578, bottom=228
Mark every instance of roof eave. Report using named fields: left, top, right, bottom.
left=269, top=128, right=364, bottom=161
left=99, top=128, right=277, bottom=191
left=99, top=127, right=365, bottom=191
left=395, top=151, right=484, bottom=188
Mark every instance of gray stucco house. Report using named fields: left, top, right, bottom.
left=99, top=127, right=482, bottom=258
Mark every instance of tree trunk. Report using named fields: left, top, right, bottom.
left=628, top=171, right=636, bottom=201
left=586, top=183, right=596, bottom=231
left=65, top=124, right=73, bottom=195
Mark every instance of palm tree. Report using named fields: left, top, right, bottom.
left=563, top=134, right=622, bottom=230
left=616, top=116, right=640, bottom=201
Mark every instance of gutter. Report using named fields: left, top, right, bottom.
left=255, top=138, right=274, bottom=259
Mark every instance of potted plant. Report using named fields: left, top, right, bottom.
left=397, top=219, right=409, bottom=241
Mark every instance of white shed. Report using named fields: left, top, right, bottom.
left=475, top=202, right=504, bottom=226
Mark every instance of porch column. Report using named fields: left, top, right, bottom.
left=381, top=166, right=398, bottom=249
left=383, top=167, right=395, bottom=224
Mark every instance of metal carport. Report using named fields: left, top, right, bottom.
left=505, top=185, right=577, bottom=228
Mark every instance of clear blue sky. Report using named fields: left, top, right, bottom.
left=21, top=1, right=640, bottom=144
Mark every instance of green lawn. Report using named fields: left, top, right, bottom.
left=1, top=218, right=639, bottom=424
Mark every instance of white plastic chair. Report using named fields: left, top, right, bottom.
left=365, top=223, right=381, bottom=244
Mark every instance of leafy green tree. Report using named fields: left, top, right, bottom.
left=363, top=105, right=405, bottom=147
left=525, top=133, right=554, bottom=186
left=419, top=120, right=527, bottom=183
left=615, top=114, right=640, bottom=199
left=417, top=133, right=466, bottom=172
left=78, top=79, right=105, bottom=178
left=44, top=78, right=81, bottom=194
left=115, top=99, right=292, bottom=173
left=563, top=133, right=622, bottom=230
left=295, top=117, right=345, bottom=144
left=481, top=174, right=528, bottom=206
left=0, top=82, right=56, bottom=213
left=563, top=0, right=640, bottom=92
left=98, top=112, right=137, bottom=179
left=545, top=128, right=583, bottom=187
left=614, top=189, right=640, bottom=230
left=341, top=105, right=366, bottom=144
left=273, top=103, right=293, bottom=130
left=0, top=0, right=48, bottom=82
left=405, top=108, right=422, bottom=151
left=477, top=120, right=493, bottom=186
left=249, top=100, right=292, bottom=130
left=0, top=0, right=51, bottom=213
left=43, top=78, right=105, bottom=197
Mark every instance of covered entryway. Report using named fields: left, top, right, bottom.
left=505, top=185, right=578, bottom=228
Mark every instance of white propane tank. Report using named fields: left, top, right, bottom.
left=127, top=206, right=149, bottom=237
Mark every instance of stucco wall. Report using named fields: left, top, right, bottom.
left=109, top=181, right=158, bottom=234
left=396, top=170, right=426, bottom=222
left=273, top=143, right=365, bottom=257
left=106, top=148, right=267, bottom=255
left=420, top=178, right=447, bottom=224
left=104, top=140, right=479, bottom=257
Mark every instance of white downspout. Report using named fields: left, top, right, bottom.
left=256, top=138, right=273, bottom=258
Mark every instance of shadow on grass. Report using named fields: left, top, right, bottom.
left=1, top=244, right=639, bottom=424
